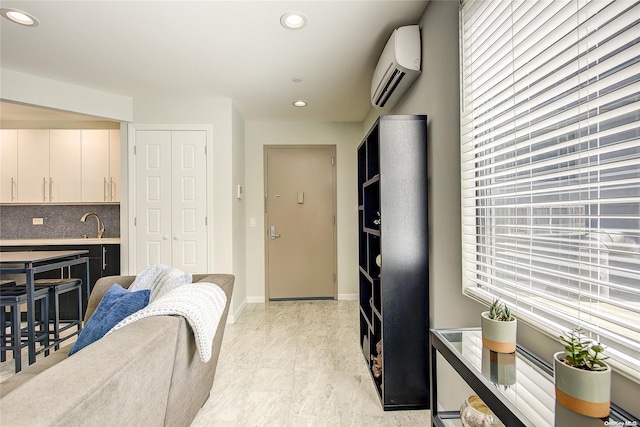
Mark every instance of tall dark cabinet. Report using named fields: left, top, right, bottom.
left=357, top=115, right=429, bottom=410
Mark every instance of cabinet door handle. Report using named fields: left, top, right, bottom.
left=11, top=177, right=16, bottom=201
left=110, top=177, right=115, bottom=201
left=49, top=177, right=53, bottom=201
left=43, top=177, right=47, bottom=201
left=102, top=246, right=107, bottom=270
left=103, top=177, right=108, bottom=201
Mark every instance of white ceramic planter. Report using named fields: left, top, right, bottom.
left=553, top=351, right=611, bottom=418
left=481, top=311, right=517, bottom=353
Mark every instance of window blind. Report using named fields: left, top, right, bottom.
left=460, top=0, right=640, bottom=375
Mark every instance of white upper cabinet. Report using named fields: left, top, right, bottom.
left=109, top=129, right=121, bottom=202
left=0, top=130, right=18, bottom=203
left=0, top=128, right=120, bottom=204
left=81, top=130, right=110, bottom=202
left=17, top=129, right=51, bottom=203
left=49, top=130, right=82, bottom=202
left=81, top=129, right=120, bottom=202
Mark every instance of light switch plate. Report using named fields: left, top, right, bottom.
left=237, top=184, right=243, bottom=199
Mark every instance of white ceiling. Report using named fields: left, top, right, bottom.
left=0, top=1, right=430, bottom=123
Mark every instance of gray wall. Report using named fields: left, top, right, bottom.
left=0, top=205, right=120, bottom=239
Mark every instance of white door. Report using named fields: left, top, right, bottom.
left=134, top=129, right=208, bottom=273
left=170, top=131, right=208, bottom=271
left=49, top=130, right=81, bottom=202
left=81, top=130, right=110, bottom=202
left=0, top=130, right=18, bottom=203
left=17, top=129, right=50, bottom=202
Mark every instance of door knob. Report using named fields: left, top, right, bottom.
left=270, top=225, right=281, bottom=239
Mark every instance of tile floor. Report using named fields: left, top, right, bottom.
left=191, top=300, right=431, bottom=426
left=1, top=300, right=432, bottom=426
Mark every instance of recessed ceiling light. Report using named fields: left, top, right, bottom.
left=0, top=8, right=39, bottom=27
left=293, top=100, right=307, bottom=107
left=280, top=12, right=307, bottom=30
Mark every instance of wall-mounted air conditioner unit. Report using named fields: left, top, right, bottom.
left=371, top=25, right=421, bottom=109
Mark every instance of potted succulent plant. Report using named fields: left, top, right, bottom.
left=554, top=327, right=611, bottom=418
left=481, top=298, right=517, bottom=353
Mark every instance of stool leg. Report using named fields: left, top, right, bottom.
left=11, top=305, right=21, bottom=373
left=76, top=284, right=83, bottom=333
left=1, top=307, right=6, bottom=363
left=52, top=289, right=61, bottom=351
left=41, top=296, right=50, bottom=357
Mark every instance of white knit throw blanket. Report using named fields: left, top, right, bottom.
left=105, top=282, right=227, bottom=363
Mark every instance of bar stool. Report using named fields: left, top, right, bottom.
left=32, top=278, right=83, bottom=350
left=0, top=284, right=50, bottom=373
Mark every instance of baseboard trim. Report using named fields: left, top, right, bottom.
left=227, top=298, right=247, bottom=324
left=247, top=296, right=266, bottom=303
left=338, top=293, right=358, bottom=301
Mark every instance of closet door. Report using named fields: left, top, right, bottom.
left=135, top=130, right=173, bottom=270
left=170, top=131, right=208, bottom=272
left=133, top=128, right=208, bottom=273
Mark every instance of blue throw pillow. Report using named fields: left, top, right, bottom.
left=69, top=284, right=150, bottom=355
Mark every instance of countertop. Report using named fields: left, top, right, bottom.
left=0, top=238, right=121, bottom=246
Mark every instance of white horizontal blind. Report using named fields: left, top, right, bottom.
left=460, top=0, right=640, bottom=373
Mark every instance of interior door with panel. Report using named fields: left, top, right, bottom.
left=135, top=130, right=173, bottom=270
left=134, top=129, right=208, bottom=274
left=265, top=145, right=337, bottom=300
left=169, top=131, right=207, bottom=272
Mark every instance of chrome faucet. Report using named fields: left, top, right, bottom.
left=80, top=212, right=105, bottom=238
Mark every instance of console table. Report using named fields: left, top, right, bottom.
left=429, top=328, right=638, bottom=427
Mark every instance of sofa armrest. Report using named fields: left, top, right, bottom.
left=0, top=316, right=181, bottom=427
left=163, top=273, right=234, bottom=427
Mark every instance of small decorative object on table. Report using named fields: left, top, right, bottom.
left=481, top=298, right=517, bottom=353
left=554, top=326, right=611, bottom=418
left=460, top=395, right=505, bottom=427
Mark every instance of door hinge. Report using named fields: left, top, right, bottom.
left=205, top=146, right=207, bottom=155
left=134, top=217, right=137, bottom=226
left=333, top=215, right=336, bottom=225
left=133, top=145, right=136, bottom=155
left=331, top=156, right=335, bottom=166
left=332, top=273, right=336, bottom=283
left=205, top=216, right=208, bottom=226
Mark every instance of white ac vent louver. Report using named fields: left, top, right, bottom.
left=371, top=25, right=421, bottom=109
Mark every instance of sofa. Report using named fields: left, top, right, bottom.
left=0, top=273, right=234, bottom=427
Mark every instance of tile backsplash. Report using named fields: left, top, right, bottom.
left=0, top=205, right=120, bottom=239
